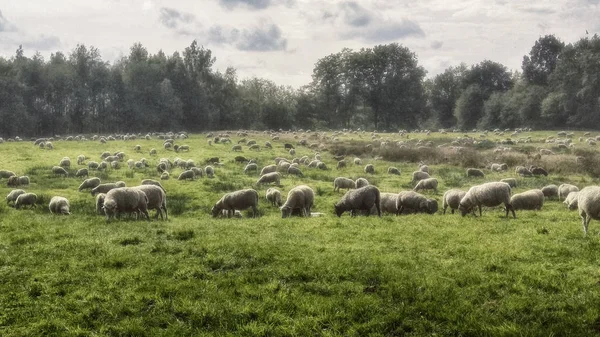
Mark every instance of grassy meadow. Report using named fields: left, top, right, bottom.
left=2, top=130, right=600, bottom=336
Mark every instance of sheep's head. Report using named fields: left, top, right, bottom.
left=103, top=199, right=117, bottom=213
left=280, top=206, right=291, bottom=218
left=458, top=201, right=471, bottom=217
left=210, top=206, right=220, bottom=218
left=421, top=199, right=438, bottom=214
left=334, top=203, right=344, bottom=217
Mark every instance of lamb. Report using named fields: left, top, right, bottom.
left=458, top=182, right=515, bottom=218
left=411, top=171, right=430, bottom=183
left=49, top=196, right=71, bottom=215
left=78, top=177, right=101, bottom=191
left=205, top=165, right=215, bottom=178
left=442, top=189, right=467, bottom=214
left=133, top=185, right=168, bottom=220
left=558, top=184, right=579, bottom=201
left=510, top=189, right=544, bottom=210
left=466, top=168, right=485, bottom=177
left=75, top=168, right=89, bottom=177
left=387, top=167, right=401, bottom=175
left=266, top=188, right=283, bottom=206
left=257, top=172, right=281, bottom=186
left=260, top=164, right=277, bottom=176
left=281, top=185, right=315, bottom=218
left=564, top=191, right=580, bottom=210
left=0, top=170, right=16, bottom=179
left=284, top=143, right=295, bottom=150
left=278, top=161, right=291, bottom=172
left=500, top=178, right=517, bottom=188
left=15, top=192, right=38, bottom=209
left=178, top=170, right=195, bottom=181
left=77, top=155, right=86, bottom=165
left=576, top=186, right=600, bottom=235
left=6, top=189, right=26, bottom=206
left=103, top=187, right=149, bottom=221
left=413, top=178, right=438, bottom=192
left=364, top=164, right=375, bottom=174
left=396, top=191, right=438, bottom=215
left=334, top=185, right=381, bottom=217
left=356, top=177, right=369, bottom=188
left=211, top=189, right=259, bottom=218
left=334, top=177, right=356, bottom=192
left=141, top=179, right=166, bottom=193
left=287, top=166, right=303, bottom=177
left=177, top=145, right=190, bottom=152
left=52, top=166, right=69, bottom=177
left=541, top=184, right=558, bottom=199
left=95, top=193, right=106, bottom=214
left=91, top=182, right=125, bottom=196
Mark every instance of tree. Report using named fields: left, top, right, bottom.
left=522, top=35, right=564, bottom=86
left=428, top=64, right=467, bottom=128
left=454, top=84, right=485, bottom=130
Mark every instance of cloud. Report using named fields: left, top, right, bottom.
left=0, top=10, right=17, bottom=32
left=207, top=21, right=287, bottom=51
left=339, top=1, right=372, bottom=27
left=20, top=34, right=61, bottom=50
left=431, top=40, right=443, bottom=49
left=218, top=0, right=293, bottom=10
left=519, top=6, right=556, bottom=14
left=342, top=19, right=425, bottom=42
left=159, top=7, right=195, bottom=29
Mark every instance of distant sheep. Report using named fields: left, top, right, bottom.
left=466, top=168, right=485, bottom=178
left=77, top=155, right=86, bottom=165
left=88, top=161, right=99, bottom=170
left=75, top=168, right=89, bottom=177
left=419, top=164, right=429, bottom=173
left=103, top=187, right=149, bottom=221
left=78, top=177, right=101, bottom=191
left=52, top=166, right=69, bottom=177
left=515, top=166, right=532, bottom=177
left=500, top=178, right=517, bottom=188
left=160, top=172, right=170, bottom=180
left=413, top=178, right=438, bottom=192
left=531, top=167, right=548, bottom=176
left=387, top=167, right=401, bottom=175
left=337, top=160, right=346, bottom=169
left=6, top=189, right=26, bottom=206
left=133, top=184, right=168, bottom=220
left=232, top=145, right=242, bottom=152
left=6, top=176, right=19, bottom=187
left=205, top=166, right=215, bottom=178
left=49, top=196, right=71, bottom=215
left=257, top=172, right=281, bottom=186
left=442, top=189, right=467, bottom=214
left=490, top=163, right=508, bottom=172
left=411, top=171, right=430, bottom=183
left=510, top=189, right=544, bottom=210
left=396, top=191, right=438, bottom=215
left=266, top=188, right=283, bottom=206
left=91, top=182, right=125, bottom=196
left=244, top=163, right=258, bottom=174
left=281, top=185, right=315, bottom=218
left=17, top=176, right=28, bottom=187
left=141, top=179, right=166, bottom=193
left=334, top=185, right=381, bottom=217
left=355, top=177, right=369, bottom=188
left=178, top=170, right=195, bottom=181
left=558, top=184, right=579, bottom=201
left=0, top=170, right=16, bottom=179
left=564, top=191, right=580, bottom=210
left=364, top=164, right=375, bottom=174
left=354, top=158, right=362, bottom=165
left=191, top=167, right=203, bottom=178
left=95, top=193, right=106, bottom=214
left=211, top=189, right=259, bottom=218
left=334, top=177, right=356, bottom=192
left=15, top=192, right=38, bottom=209
left=576, top=186, right=600, bottom=235
left=287, top=166, right=303, bottom=177
left=458, top=182, right=515, bottom=218
left=317, top=162, right=327, bottom=170
left=541, top=184, right=558, bottom=199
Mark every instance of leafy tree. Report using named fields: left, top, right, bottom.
left=522, top=35, right=564, bottom=86
left=454, top=84, right=485, bottom=130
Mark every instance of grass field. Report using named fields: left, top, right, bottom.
left=1, top=130, right=600, bottom=336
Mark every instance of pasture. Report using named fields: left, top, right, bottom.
left=1, top=130, right=600, bottom=336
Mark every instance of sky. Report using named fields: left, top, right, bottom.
left=0, top=0, right=599, bottom=88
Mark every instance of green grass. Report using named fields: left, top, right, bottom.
left=1, top=130, right=600, bottom=336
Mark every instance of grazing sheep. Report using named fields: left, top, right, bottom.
left=77, top=155, right=86, bottom=165
left=244, top=163, right=258, bottom=174
left=336, top=160, right=346, bottom=169
left=95, top=193, right=106, bottom=214
left=141, top=179, right=166, bottom=193
left=6, top=176, right=19, bottom=187
left=103, top=187, right=149, bottom=221
left=490, top=163, right=507, bottom=172
left=52, top=166, right=69, bottom=177
left=413, top=178, right=438, bottom=193
left=364, top=164, right=375, bottom=174
left=278, top=161, right=291, bottom=172
left=14, top=192, right=38, bottom=209
left=160, top=172, right=170, bottom=180
left=249, top=144, right=260, bottom=151
left=334, top=177, right=356, bottom=192
left=334, top=185, right=381, bottom=217
left=266, top=188, right=283, bottom=206
left=234, top=156, right=248, bottom=163
left=541, top=184, right=558, bottom=199
left=387, top=167, right=401, bottom=175
left=466, top=168, right=485, bottom=178
left=178, top=170, right=195, bottom=181
left=419, top=164, right=429, bottom=173
left=78, top=177, right=101, bottom=192
left=75, top=168, right=89, bottom=177
left=232, top=145, right=242, bottom=151
left=88, top=161, right=99, bottom=170
left=355, top=177, right=369, bottom=189
left=515, top=166, right=533, bottom=177
left=133, top=185, right=168, bottom=220
left=49, top=196, right=71, bottom=215
left=91, top=182, right=124, bottom=196
left=576, top=186, right=600, bottom=235
left=211, top=189, right=259, bottom=218
left=0, top=170, right=16, bottom=179
left=354, top=158, right=362, bottom=165
left=500, top=178, right=517, bottom=188
left=558, top=184, right=579, bottom=201
left=510, top=189, right=544, bottom=210
left=411, top=171, right=431, bottom=183
left=281, top=185, right=315, bottom=218
left=531, top=167, right=548, bottom=176
left=442, top=189, right=467, bottom=214
left=149, top=148, right=157, bottom=156
left=396, top=191, right=438, bottom=215
left=6, top=189, right=26, bottom=206
left=316, top=161, right=327, bottom=170
left=287, top=166, right=303, bottom=177
left=284, top=143, right=295, bottom=150
left=289, top=149, right=296, bottom=156
left=458, top=182, right=515, bottom=218
left=205, top=165, right=215, bottom=178
left=16, top=176, right=28, bottom=186
left=260, top=164, right=278, bottom=176
left=191, top=167, right=203, bottom=177
left=59, top=157, right=71, bottom=168
left=257, top=172, right=281, bottom=186
left=378, top=192, right=399, bottom=214
left=564, top=191, right=580, bottom=210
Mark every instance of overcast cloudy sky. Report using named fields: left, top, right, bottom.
left=0, top=0, right=598, bottom=87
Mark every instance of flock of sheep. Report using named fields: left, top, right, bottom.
left=1, top=129, right=599, bottom=236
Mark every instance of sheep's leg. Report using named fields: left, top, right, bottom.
left=478, top=205, right=482, bottom=217
left=443, top=206, right=447, bottom=215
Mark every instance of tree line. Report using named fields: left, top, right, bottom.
left=0, top=34, right=599, bottom=137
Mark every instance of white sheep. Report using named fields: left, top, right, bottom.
left=387, top=167, right=401, bottom=175
left=133, top=185, right=168, bottom=220
left=49, top=196, right=71, bottom=215
left=413, top=178, right=438, bottom=193
left=103, top=187, right=149, bottom=221
left=287, top=166, right=303, bottom=177
left=334, top=177, right=356, bottom=192
left=558, top=184, right=579, bottom=201
left=6, top=189, right=26, bottom=206
left=266, top=188, right=283, bottom=206
left=260, top=164, right=277, bottom=176
left=178, top=170, right=195, bottom=181
left=317, top=162, right=327, bottom=170
left=15, top=192, right=37, bottom=209
left=0, top=170, right=16, bottom=179
left=458, top=182, right=515, bottom=218
left=442, top=189, right=467, bottom=214
left=510, top=189, right=544, bottom=210
left=281, top=185, right=315, bottom=218
left=59, top=157, right=71, bottom=168
left=78, top=177, right=101, bottom=191
left=91, top=182, right=125, bottom=196
left=141, top=179, right=166, bottom=193
left=576, top=186, right=600, bottom=235
left=232, top=145, right=242, bottom=151
left=515, top=166, right=532, bottom=177
left=419, top=164, right=429, bottom=173
left=354, top=158, right=362, bottom=165
left=334, top=185, right=381, bottom=217
left=257, top=172, right=281, bottom=186
left=411, top=171, right=430, bottom=183
left=379, top=192, right=399, bottom=214
left=541, top=184, right=558, bottom=199
left=191, top=167, right=203, bottom=177
left=205, top=165, right=215, bottom=178
left=244, top=163, right=258, bottom=174
left=88, top=161, right=100, bottom=170
left=396, top=191, right=438, bottom=215
left=211, top=189, right=259, bottom=218
left=52, top=166, right=69, bottom=177
left=564, top=191, right=580, bottom=210
left=75, top=168, right=89, bottom=177
left=77, top=155, right=86, bottom=165
left=500, top=178, right=517, bottom=188
left=160, top=172, right=170, bottom=180
left=364, top=164, right=375, bottom=174
left=466, top=168, right=485, bottom=177
left=95, top=193, right=106, bottom=215
left=356, top=177, right=369, bottom=189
